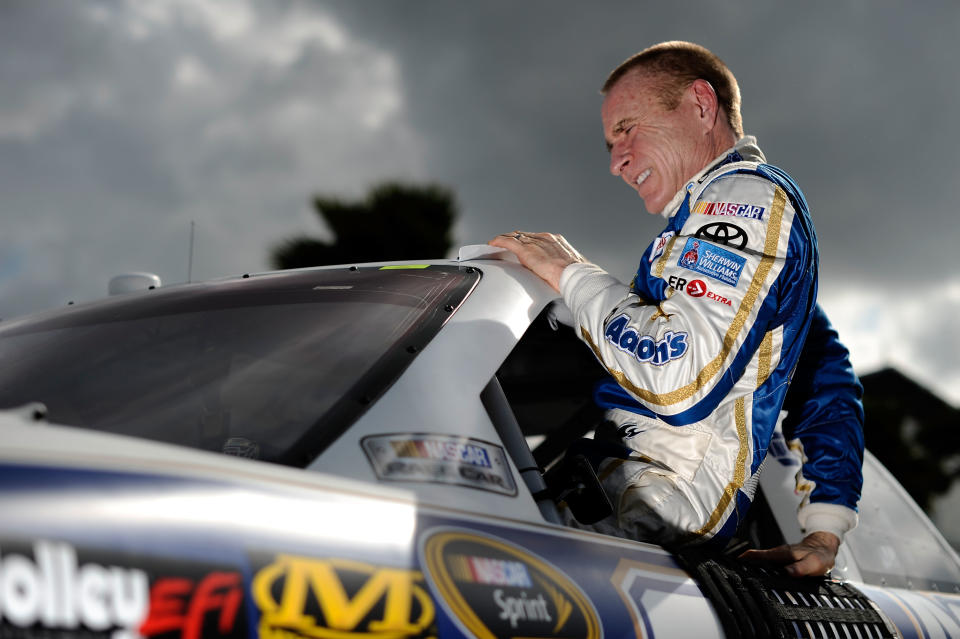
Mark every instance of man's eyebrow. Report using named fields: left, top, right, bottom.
left=605, top=118, right=635, bottom=152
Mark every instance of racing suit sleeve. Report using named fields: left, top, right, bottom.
left=560, top=174, right=814, bottom=424
left=782, top=304, right=864, bottom=540
left=556, top=172, right=818, bottom=541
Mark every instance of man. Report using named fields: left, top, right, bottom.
left=490, top=41, right=864, bottom=577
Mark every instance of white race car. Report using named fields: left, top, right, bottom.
left=0, top=246, right=958, bottom=639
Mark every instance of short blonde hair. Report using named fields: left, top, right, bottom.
left=602, top=41, right=743, bottom=138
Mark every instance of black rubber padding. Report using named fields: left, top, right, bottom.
left=676, top=551, right=900, bottom=639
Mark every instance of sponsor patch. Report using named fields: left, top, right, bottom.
left=693, top=200, right=765, bottom=220
left=667, top=276, right=734, bottom=307
left=420, top=529, right=601, bottom=639
left=0, top=539, right=149, bottom=637
left=361, top=434, right=517, bottom=496
left=0, top=539, right=250, bottom=639
left=694, top=222, right=748, bottom=250
left=617, top=423, right=646, bottom=439
left=648, top=230, right=675, bottom=263
left=141, top=570, right=247, bottom=639
left=448, top=555, right=533, bottom=587
left=251, top=553, right=434, bottom=639
left=676, top=238, right=746, bottom=287
left=603, top=314, right=688, bottom=366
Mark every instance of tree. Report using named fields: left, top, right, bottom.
left=860, top=367, right=960, bottom=511
left=271, top=182, right=457, bottom=269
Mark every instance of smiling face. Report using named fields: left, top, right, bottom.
left=602, top=71, right=721, bottom=215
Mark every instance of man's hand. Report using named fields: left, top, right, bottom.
left=739, top=531, right=841, bottom=577
left=489, top=232, right=587, bottom=292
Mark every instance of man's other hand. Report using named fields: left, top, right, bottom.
left=489, top=232, right=586, bottom=291
left=738, top=531, right=841, bottom=577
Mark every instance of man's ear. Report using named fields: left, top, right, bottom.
left=689, top=78, right=719, bottom=131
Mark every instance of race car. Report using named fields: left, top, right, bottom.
left=0, top=245, right=958, bottom=639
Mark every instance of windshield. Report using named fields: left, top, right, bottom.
left=0, top=265, right=479, bottom=466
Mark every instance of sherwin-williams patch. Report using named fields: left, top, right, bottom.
left=676, top=238, right=746, bottom=287
left=361, top=434, right=517, bottom=496
left=693, top=200, right=765, bottom=220
left=420, top=529, right=601, bottom=639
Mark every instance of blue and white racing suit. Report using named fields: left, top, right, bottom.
left=559, top=137, right=864, bottom=544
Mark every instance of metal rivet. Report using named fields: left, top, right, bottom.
left=444, top=304, right=454, bottom=312
left=349, top=265, right=359, bottom=271
left=242, top=273, right=250, bottom=279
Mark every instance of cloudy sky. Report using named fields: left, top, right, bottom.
left=1, top=0, right=958, bottom=410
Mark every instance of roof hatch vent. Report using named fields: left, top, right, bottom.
left=108, top=272, right=161, bottom=295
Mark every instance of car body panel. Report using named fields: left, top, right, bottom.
left=2, top=253, right=960, bottom=638
left=0, top=410, right=717, bottom=639
left=313, top=258, right=559, bottom=522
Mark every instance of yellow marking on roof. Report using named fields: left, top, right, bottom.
left=379, top=265, right=430, bottom=270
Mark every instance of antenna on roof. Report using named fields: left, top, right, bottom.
left=187, top=220, right=195, bottom=283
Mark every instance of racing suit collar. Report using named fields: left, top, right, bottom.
left=658, top=136, right=764, bottom=219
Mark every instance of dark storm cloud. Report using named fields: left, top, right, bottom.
left=325, top=1, right=960, bottom=286
left=1, top=1, right=958, bottom=401
left=325, top=1, right=652, bottom=278
left=0, top=0, right=424, bottom=316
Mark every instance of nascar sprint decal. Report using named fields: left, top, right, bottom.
left=250, top=552, right=435, bottom=639
left=419, top=529, right=601, bottom=639
left=361, top=433, right=517, bottom=496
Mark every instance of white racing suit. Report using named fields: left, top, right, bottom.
left=560, top=137, right=863, bottom=545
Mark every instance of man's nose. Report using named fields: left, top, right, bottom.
left=610, top=148, right=630, bottom=176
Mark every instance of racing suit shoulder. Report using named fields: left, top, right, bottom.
left=564, top=161, right=818, bottom=425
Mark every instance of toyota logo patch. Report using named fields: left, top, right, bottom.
left=694, top=222, right=747, bottom=250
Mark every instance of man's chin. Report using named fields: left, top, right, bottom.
left=641, top=196, right=665, bottom=216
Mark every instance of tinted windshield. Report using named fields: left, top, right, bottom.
left=0, top=265, right=479, bottom=466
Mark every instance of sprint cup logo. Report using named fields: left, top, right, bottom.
left=420, top=530, right=601, bottom=639
left=251, top=554, right=435, bottom=639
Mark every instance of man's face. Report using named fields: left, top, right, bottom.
left=602, top=71, right=707, bottom=215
